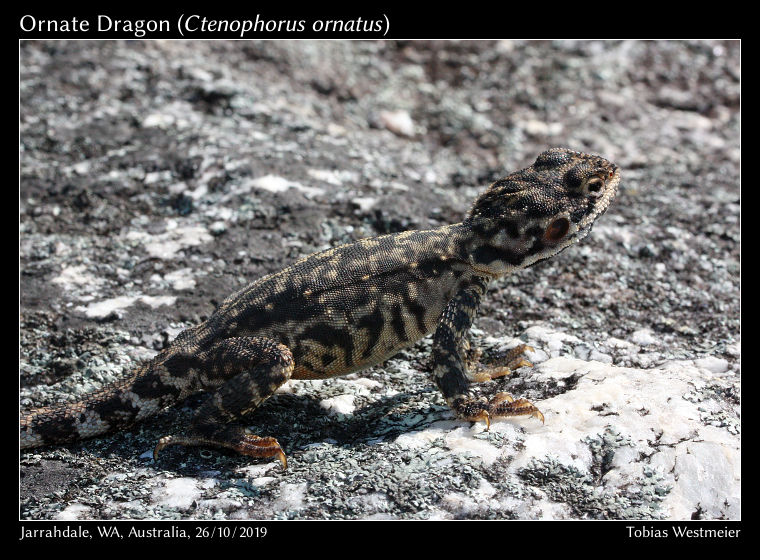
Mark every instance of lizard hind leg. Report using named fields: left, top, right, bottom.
left=153, top=336, right=294, bottom=468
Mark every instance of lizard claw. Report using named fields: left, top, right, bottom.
left=471, top=409, right=491, bottom=430
left=467, top=344, right=534, bottom=383
left=153, top=435, right=173, bottom=460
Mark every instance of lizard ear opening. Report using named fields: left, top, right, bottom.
left=544, top=217, right=570, bottom=243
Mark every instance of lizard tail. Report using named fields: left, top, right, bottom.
left=20, top=358, right=184, bottom=450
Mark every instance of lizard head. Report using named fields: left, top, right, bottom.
left=465, top=147, right=620, bottom=277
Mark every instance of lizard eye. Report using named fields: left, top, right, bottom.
left=544, top=217, right=570, bottom=243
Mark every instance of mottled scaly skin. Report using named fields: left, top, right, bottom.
left=20, top=148, right=620, bottom=468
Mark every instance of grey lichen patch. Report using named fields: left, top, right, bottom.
left=583, top=427, right=634, bottom=483
left=518, top=427, right=671, bottom=520
left=19, top=321, right=142, bottom=404
left=696, top=409, right=740, bottom=435
left=683, top=380, right=740, bottom=435
left=271, top=442, right=505, bottom=519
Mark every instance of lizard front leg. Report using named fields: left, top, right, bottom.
left=432, top=277, right=544, bottom=429
left=153, top=336, right=294, bottom=468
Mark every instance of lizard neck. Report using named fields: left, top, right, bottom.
left=456, top=216, right=556, bottom=278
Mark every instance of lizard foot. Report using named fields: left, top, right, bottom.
left=467, top=344, right=534, bottom=383
left=153, top=428, right=288, bottom=469
left=454, top=391, right=544, bottom=430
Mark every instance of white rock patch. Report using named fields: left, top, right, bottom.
left=151, top=477, right=213, bottom=510
left=79, top=294, right=176, bottom=318
left=126, top=223, right=212, bottom=260
left=320, top=394, right=356, bottom=415
left=246, top=175, right=325, bottom=199
left=510, top=357, right=740, bottom=519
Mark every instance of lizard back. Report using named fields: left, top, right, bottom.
left=198, top=224, right=480, bottom=378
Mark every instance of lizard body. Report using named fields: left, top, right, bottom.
left=20, top=148, right=620, bottom=468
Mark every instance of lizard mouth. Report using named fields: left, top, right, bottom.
left=470, top=265, right=502, bottom=278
